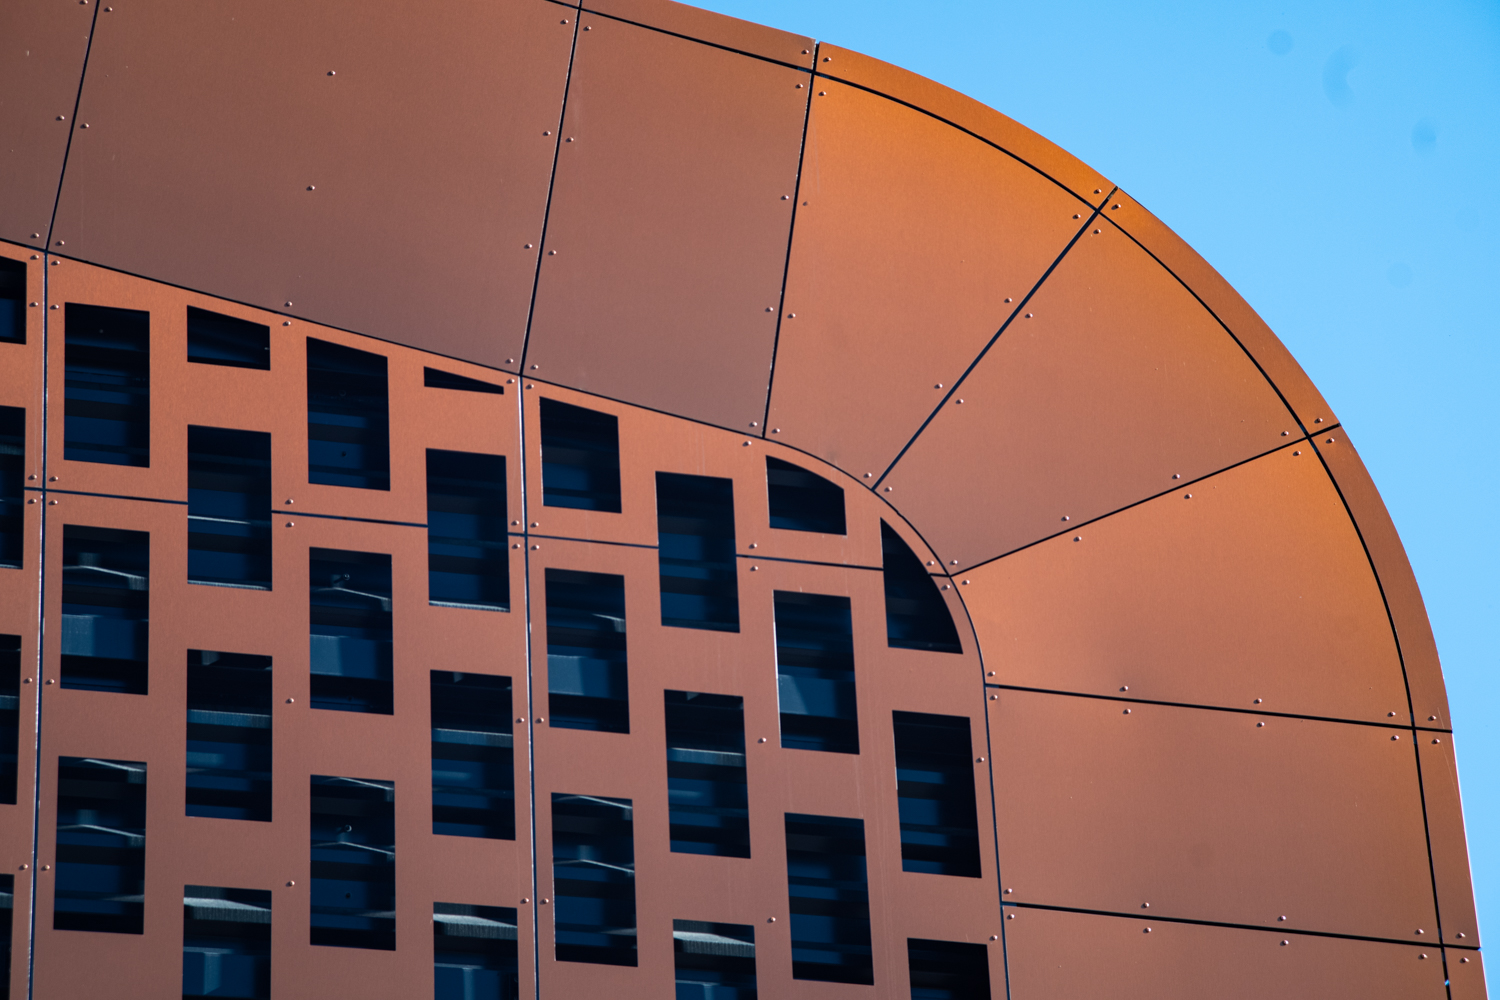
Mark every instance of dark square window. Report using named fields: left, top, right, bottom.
left=187, top=306, right=270, bottom=370
left=64, top=303, right=150, bottom=467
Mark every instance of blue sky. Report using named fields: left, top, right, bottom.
left=699, top=0, right=1500, bottom=958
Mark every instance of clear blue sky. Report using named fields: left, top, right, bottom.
left=700, top=0, right=1500, bottom=961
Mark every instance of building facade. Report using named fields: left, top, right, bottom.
left=0, top=0, right=1484, bottom=998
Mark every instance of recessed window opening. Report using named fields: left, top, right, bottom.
left=306, top=338, right=389, bottom=490
left=892, top=712, right=982, bottom=878
left=0, top=406, right=23, bottom=569
left=183, top=885, right=272, bottom=999
left=907, top=938, right=991, bottom=1000
left=0, top=873, right=13, bottom=989
left=665, top=691, right=749, bottom=858
left=434, top=903, right=519, bottom=1000
left=60, top=525, right=150, bottom=694
left=431, top=671, right=514, bottom=840
left=309, top=548, right=393, bottom=714
left=552, top=793, right=636, bottom=967
left=186, top=306, right=270, bottom=370
left=545, top=569, right=628, bottom=733
left=310, top=775, right=395, bottom=951
left=785, top=813, right=872, bottom=984
left=766, top=456, right=846, bottom=534
left=427, top=450, right=509, bottom=611
left=539, top=398, right=621, bottom=512
left=186, top=650, right=272, bottom=822
left=0, top=635, right=19, bottom=805
left=64, top=303, right=150, bottom=467
left=657, top=472, right=739, bottom=632
left=674, top=919, right=756, bottom=999
left=424, top=367, right=505, bottom=394
left=54, top=756, right=146, bottom=934
left=188, top=426, right=272, bottom=590
left=881, top=522, right=962, bottom=654
left=774, top=591, right=858, bottom=755
left=0, top=256, right=24, bottom=344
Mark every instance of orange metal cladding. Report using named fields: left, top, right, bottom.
left=0, top=4, right=94, bottom=249
left=770, top=77, right=1089, bottom=477
left=962, top=445, right=1407, bottom=723
left=881, top=216, right=1298, bottom=569
left=0, top=0, right=1483, bottom=996
left=49, top=0, right=572, bottom=370
left=1003, top=908, right=1448, bottom=1000
left=524, top=12, right=809, bottom=431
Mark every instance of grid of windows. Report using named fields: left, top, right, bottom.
left=9, top=277, right=994, bottom=997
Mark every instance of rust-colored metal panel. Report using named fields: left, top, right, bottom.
left=987, top=688, right=1436, bottom=940
left=525, top=15, right=808, bottom=431
left=1105, top=190, right=1335, bottom=432
left=1004, top=907, right=1446, bottom=1000
left=883, top=217, right=1296, bottom=569
left=1419, top=733, right=1481, bottom=947
left=769, top=79, right=1088, bottom=479
left=51, top=0, right=572, bottom=370
left=1313, top=429, right=1451, bottom=729
left=0, top=1, right=94, bottom=249
left=583, top=0, right=814, bottom=66
left=0, top=243, right=46, bottom=479
left=813, top=43, right=1111, bottom=206
left=1448, top=947, right=1488, bottom=1000
left=960, top=446, right=1407, bottom=723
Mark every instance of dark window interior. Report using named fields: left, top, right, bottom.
left=434, top=903, right=519, bottom=1000
left=545, top=569, right=628, bottom=733
left=552, top=793, right=636, bottom=967
left=64, top=303, right=150, bottom=467
left=766, top=456, right=846, bottom=535
left=539, top=398, right=621, bottom=512
left=774, top=591, right=858, bottom=755
left=0, top=406, right=22, bottom=569
left=183, top=886, right=272, bottom=999
left=309, top=548, right=393, bottom=714
left=907, top=938, right=991, bottom=1000
left=54, top=756, right=146, bottom=934
left=186, top=650, right=272, bottom=823
left=60, top=525, right=150, bottom=694
left=186, top=306, right=270, bottom=370
left=657, top=472, right=739, bottom=632
left=0, top=256, right=24, bottom=344
left=427, top=449, right=509, bottom=611
left=188, top=425, right=272, bottom=590
left=881, top=522, right=962, bottom=654
left=665, top=691, right=749, bottom=858
left=892, top=712, right=982, bottom=878
left=310, top=775, right=395, bottom=951
left=0, top=873, right=12, bottom=993
left=0, top=635, right=18, bottom=806
left=785, top=813, right=872, bottom=985
left=424, top=367, right=505, bottom=395
left=307, top=338, right=389, bottom=491
left=431, top=671, right=514, bottom=841
left=674, top=919, right=756, bottom=999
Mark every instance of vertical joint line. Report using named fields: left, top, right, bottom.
left=519, top=7, right=583, bottom=373
left=873, top=187, right=1116, bottom=488
left=516, top=382, right=541, bottom=1000
left=759, top=42, right=819, bottom=437
left=45, top=2, right=103, bottom=249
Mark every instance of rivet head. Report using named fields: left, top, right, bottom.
left=327, top=70, right=336, bottom=76
left=286, top=697, right=295, bottom=704
left=1392, top=735, right=1400, bottom=740
left=990, top=934, right=998, bottom=941
left=767, top=916, right=776, bottom=922
left=287, top=881, right=295, bottom=887
left=758, top=737, right=767, bottom=743
left=1280, top=939, right=1289, bottom=946
left=40, top=865, right=50, bottom=871
left=976, top=756, right=985, bottom=762
left=1256, top=722, right=1265, bottom=727
left=989, top=694, right=998, bottom=700
left=306, top=185, right=315, bottom=191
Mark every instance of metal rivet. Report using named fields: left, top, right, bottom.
left=1419, top=953, right=1428, bottom=959
left=1326, top=437, right=1334, bottom=444
left=796, top=83, right=804, bottom=88
left=1315, top=417, right=1323, bottom=423
left=1293, top=450, right=1301, bottom=456
left=525, top=244, right=533, bottom=249
left=1061, top=516, right=1069, bottom=521
left=1007, top=914, right=1016, bottom=920
left=306, top=185, right=315, bottom=191
left=56, top=116, right=65, bottom=121
left=758, top=737, right=767, bottom=743
left=1025, top=313, right=1034, bottom=318
left=521, top=897, right=530, bottom=903
left=1184, top=493, right=1192, bottom=499
left=823, top=56, right=831, bottom=61
left=530, top=522, right=539, bottom=528
left=935, top=383, right=943, bottom=389
left=46, top=500, right=57, bottom=505
left=1143, top=927, right=1150, bottom=933
left=49, top=304, right=58, bottom=310
left=768, top=916, right=777, bottom=922
left=40, top=865, right=49, bottom=871
left=990, top=935, right=999, bottom=941
left=80, top=123, right=88, bottom=128
left=1005, top=297, right=1013, bottom=303
left=1257, top=722, right=1265, bottom=727
left=1280, top=939, right=1288, bottom=946
left=962, top=579, right=970, bottom=585
left=1282, top=431, right=1290, bottom=436
left=536, top=717, right=544, bottom=723
left=956, top=398, right=964, bottom=404
left=949, top=560, right=958, bottom=566
left=750, top=566, right=758, bottom=571
left=44, top=679, right=53, bottom=684
left=942, top=584, right=950, bottom=590
left=530, top=544, right=539, bottom=550
left=819, top=91, right=827, bottom=96
left=864, top=473, right=872, bottom=478
left=1073, top=214, right=1081, bottom=219
left=18, top=864, right=27, bottom=871
left=1429, top=715, right=1438, bottom=721
left=1254, top=698, right=1262, bottom=704
left=1416, top=929, right=1424, bottom=935
left=1073, top=536, right=1081, bottom=542
left=1123, top=709, right=1131, bottom=715
left=283, top=321, right=291, bottom=326
left=1120, top=686, right=1128, bottom=691
left=771, top=428, right=780, bottom=433
left=583, top=25, right=590, bottom=30
left=1142, top=902, right=1150, bottom=908
left=548, top=250, right=556, bottom=255
left=287, top=881, right=295, bottom=887
left=1094, top=188, right=1102, bottom=194
left=327, top=70, right=336, bottom=76
left=787, top=312, right=796, bottom=318
left=990, top=694, right=998, bottom=700
left=1093, top=229, right=1101, bottom=235
left=1388, top=712, right=1396, bottom=717
left=748, top=543, right=757, bottom=549
left=48, top=476, right=57, bottom=482
left=565, top=137, right=573, bottom=142
left=976, top=756, right=985, bottom=762
left=526, top=384, right=534, bottom=389
left=286, top=698, right=295, bottom=704
left=1392, top=735, right=1400, bottom=741
left=1278, top=915, right=1287, bottom=921
left=22, top=678, right=30, bottom=683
